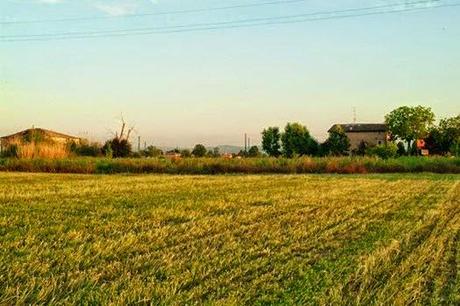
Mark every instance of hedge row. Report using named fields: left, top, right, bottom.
left=0, top=156, right=459, bottom=174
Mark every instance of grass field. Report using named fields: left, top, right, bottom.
left=1, top=173, right=459, bottom=304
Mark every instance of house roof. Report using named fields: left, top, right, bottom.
left=328, top=123, right=388, bottom=133
left=0, top=128, right=80, bottom=140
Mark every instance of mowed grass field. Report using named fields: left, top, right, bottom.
left=0, top=173, right=459, bottom=305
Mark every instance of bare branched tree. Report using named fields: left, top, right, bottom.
left=103, top=114, right=136, bottom=158
left=117, top=115, right=135, bottom=141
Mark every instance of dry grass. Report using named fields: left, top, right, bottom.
left=5, top=140, right=70, bottom=158
left=0, top=173, right=459, bottom=304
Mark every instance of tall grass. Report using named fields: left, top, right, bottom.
left=0, top=156, right=458, bottom=174
left=3, top=141, right=70, bottom=159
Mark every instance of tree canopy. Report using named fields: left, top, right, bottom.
left=281, top=123, right=318, bottom=158
left=192, top=144, right=207, bottom=157
left=323, top=125, right=350, bottom=156
left=385, top=106, right=435, bottom=149
left=261, top=127, right=281, bottom=157
left=248, top=145, right=261, bottom=157
left=426, top=115, right=460, bottom=155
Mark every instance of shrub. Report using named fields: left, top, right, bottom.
left=366, top=144, right=398, bottom=159
left=143, top=146, right=163, bottom=157
left=396, top=142, right=406, bottom=156
left=71, top=142, right=102, bottom=157
left=248, top=146, right=261, bottom=157
left=103, top=138, right=131, bottom=158
left=1, top=144, right=19, bottom=158
left=180, top=149, right=192, bottom=158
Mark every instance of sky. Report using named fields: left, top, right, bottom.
left=1, top=0, right=459, bottom=147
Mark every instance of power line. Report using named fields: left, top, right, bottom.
left=0, top=0, right=309, bottom=25
left=1, top=1, right=457, bottom=42
left=0, top=0, right=441, bottom=39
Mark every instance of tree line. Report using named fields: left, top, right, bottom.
left=66, top=105, right=460, bottom=159
left=262, top=106, right=459, bottom=158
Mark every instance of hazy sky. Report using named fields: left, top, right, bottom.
left=1, top=0, right=459, bottom=147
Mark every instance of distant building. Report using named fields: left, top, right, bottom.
left=1, top=128, right=81, bottom=146
left=222, top=153, right=233, bottom=159
left=328, top=123, right=388, bottom=151
left=0, top=128, right=81, bottom=156
left=165, top=150, right=181, bottom=158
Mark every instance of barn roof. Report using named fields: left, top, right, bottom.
left=0, top=128, right=80, bottom=140
left=328, top=123, right=388, bottom=133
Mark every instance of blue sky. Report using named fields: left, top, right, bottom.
left=1, top=0, right=459, bottom=147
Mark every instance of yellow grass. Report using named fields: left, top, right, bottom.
left=7, top=141, right=70, bottom=158
left=0, top=173, right=458, bottom=304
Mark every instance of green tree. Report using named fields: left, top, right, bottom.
left=261, top=127, right=281, bottom=157
left=103, top=116, right=134, bottom=158
left=143, top=146, right=163, bottom=157
left=438, top=115, right=460, bottom=155
left=451, top=141, right=460, bottom=157
left=237, top=149, right=247, bottom=157
left=385, top=106, right=435, bottom=153
left=323, top=125, right=350, bottom=156
left=192, top=144, right=207, bottom=157
left=213, top=147, right=220, bottom=157
left=426, top=115, right=460, bottom=155
left=425, top=127, right=445, bottom=155
left=206, top=147, right=220, bottom=158
left=281, top=123, right=318, bottom=158
left=247, top=146, right=261, bottom=157
left=180, top=149, right=192, bottom=158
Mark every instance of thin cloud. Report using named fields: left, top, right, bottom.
left=94, top=2, right=138, bottom=16
left=93, top=0, right=161, bottom=16
left=94, top=1, right=138, bottom=16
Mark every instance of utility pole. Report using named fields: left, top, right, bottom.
left=353, top=107, right=357, bottom=123
left=138, top=136, right=141, bottom=152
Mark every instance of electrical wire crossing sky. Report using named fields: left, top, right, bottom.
left=1, top=0, right=459, bottom=147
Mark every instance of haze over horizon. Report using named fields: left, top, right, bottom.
left=1, top=0, right=459, bottom=147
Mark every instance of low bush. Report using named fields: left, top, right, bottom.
left=366, top=144, right=398, bottom=159
left=71, top=142, right=102, bottom=157
left=0, top=156, right=459, bottom=174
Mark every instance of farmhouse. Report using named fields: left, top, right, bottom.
left=1, top=128, right=81, bottom=146
left=165, top=150, right=181, bottom=158
left=328, top=123, right=388, bottom=151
